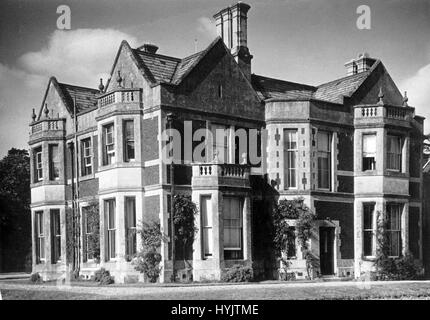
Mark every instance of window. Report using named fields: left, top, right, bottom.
left=34, top=147, right=43, bottom=182
left=317, top=131, right=331, bottom=189
left=123, top=120, right=135, bottom=162
left=83, top=207, right=94, bottom=261
left=35, top=211, right=45, bottom=263
left=387, top=135, right=402, bottom=171
left=105, top=199, right=116, bottom=260
left=387, top=204, right=402, bottom=257
left=362, top=134, right=376, bottom=171
left=103, top=123, right=115, bottom=165
left=49, top=145, right=60, bottom=180
left=211, top=124, right=229, bottom=163
left=363, top=203, right=375, bottom=257
left=125, top=197, right=137, bottom=260
left=223, top=197, right=243, bottom=260
left=50, top=209, right=61, bottom=263
left=201, top=196, right=213, bottom=259
left=81, top=138, right=92, bottom=176
left=284, top=129, right=298, bottom=189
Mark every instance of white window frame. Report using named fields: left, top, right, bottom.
left=387, top=203, right=402, bottom=258
left=36, top=211, right=45, bottom=263
left=362, top=133, right=376, bottom=171
left=105, top=199, right=116, bottom=261
left=103, top=123, right=115, bottom=165
left=82, top=138, right=92, bottom=176
left=201, top=195, right=213, bottom=259
left=125, top=197, right=137, bottom=259
left=223, top=197, right=243, bottom=259
left=50, top=209, right=61, bottom=263
left=317, top=131, right=331, bottom=190
left=387, top=135, right=402, bottom=172
left=284, top=129, right=298, bottom=189
left=35, top=148, right=43, bottom=182
left=49, top=144, right=60, bottom=181
left=123, top=120, right=135, bottom=162
left=362, top=203, right=376, bottom=258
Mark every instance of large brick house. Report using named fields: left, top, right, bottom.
left=28, top=2, right=425, bottom=282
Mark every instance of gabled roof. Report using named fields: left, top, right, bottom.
left=118, top=37, right=223, bottom=87
left=253, top=60, right=381, bottom=105
left=38, top=77, right=98, bottom=120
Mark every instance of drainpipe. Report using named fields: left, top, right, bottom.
left=166, top=112, right=176, bottom=282
left=73, top=96, right=81, bottom=275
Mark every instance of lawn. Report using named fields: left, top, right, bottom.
left=2, top=279, right=430, bottom=300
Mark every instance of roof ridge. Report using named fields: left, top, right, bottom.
left=134, top=49, right=182, bottom=62
left=58, top=82, right=98, bottom=92
left=253, top=74, right=317, bottom=90
left=317, top=71, right=369, bottom=88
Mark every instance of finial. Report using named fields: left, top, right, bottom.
left=98, top=78, right=104, bottom=93
left=31, top=108, right=37, bottom=122
left=44, top=103, right=50, bottom=118
left=403, top=91, right=408, bottom=107
left=377, top=87, right=385, bottom=105
left=116, top=70, right=122, bottom=87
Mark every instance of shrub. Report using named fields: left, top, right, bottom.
left=29, top=272, right=42, bottom=283
left=133, top=250, right=162, bottom=283
left=222, top=265, right=254, bottom=282
left=375, top=253, right=421, bottom=281
left=93, top=268, right=114, bottom=285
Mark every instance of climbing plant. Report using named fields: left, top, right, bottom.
left=272, top=198, right=316, bottom=280
left=172, top=194, right=198, bottom=261
left=133, top=221, right=165, bottom=283
left=84, top=202, right=100, bottom=262
left=374, top=210, right=421, bottom=280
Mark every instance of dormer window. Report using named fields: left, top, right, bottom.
left=362, top=134, right=376, bottom=171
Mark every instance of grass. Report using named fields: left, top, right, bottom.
left=2, top=279, right=430, bottom=300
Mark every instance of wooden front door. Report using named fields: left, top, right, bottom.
left=319, top=227, right=335, bottom=275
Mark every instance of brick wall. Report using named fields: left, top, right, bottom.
left=314, top=200, right=354, bottom=259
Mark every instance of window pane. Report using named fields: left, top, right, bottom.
left=362, top=134, right=376, bottom=155
left=363, top=231, right=373, bottom=256
left=201, top=196, right=213, bottom=257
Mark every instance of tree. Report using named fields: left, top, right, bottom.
left=0, top=148, right=31, bottom=272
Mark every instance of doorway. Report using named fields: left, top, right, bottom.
left=319, top=227, right=335, bottom=275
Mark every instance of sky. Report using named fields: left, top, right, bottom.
left=0, top=0, right=429, bottom=157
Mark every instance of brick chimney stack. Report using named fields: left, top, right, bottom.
left=213, top=2, right=253, bottom=80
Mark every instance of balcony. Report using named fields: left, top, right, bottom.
left=96, top=88, right=142, bottom=120
left=354, top=104, right=414, bottom=128
left=29, top=118, right=66, bottom=145
left=191, top=163, right=250, bottom=189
